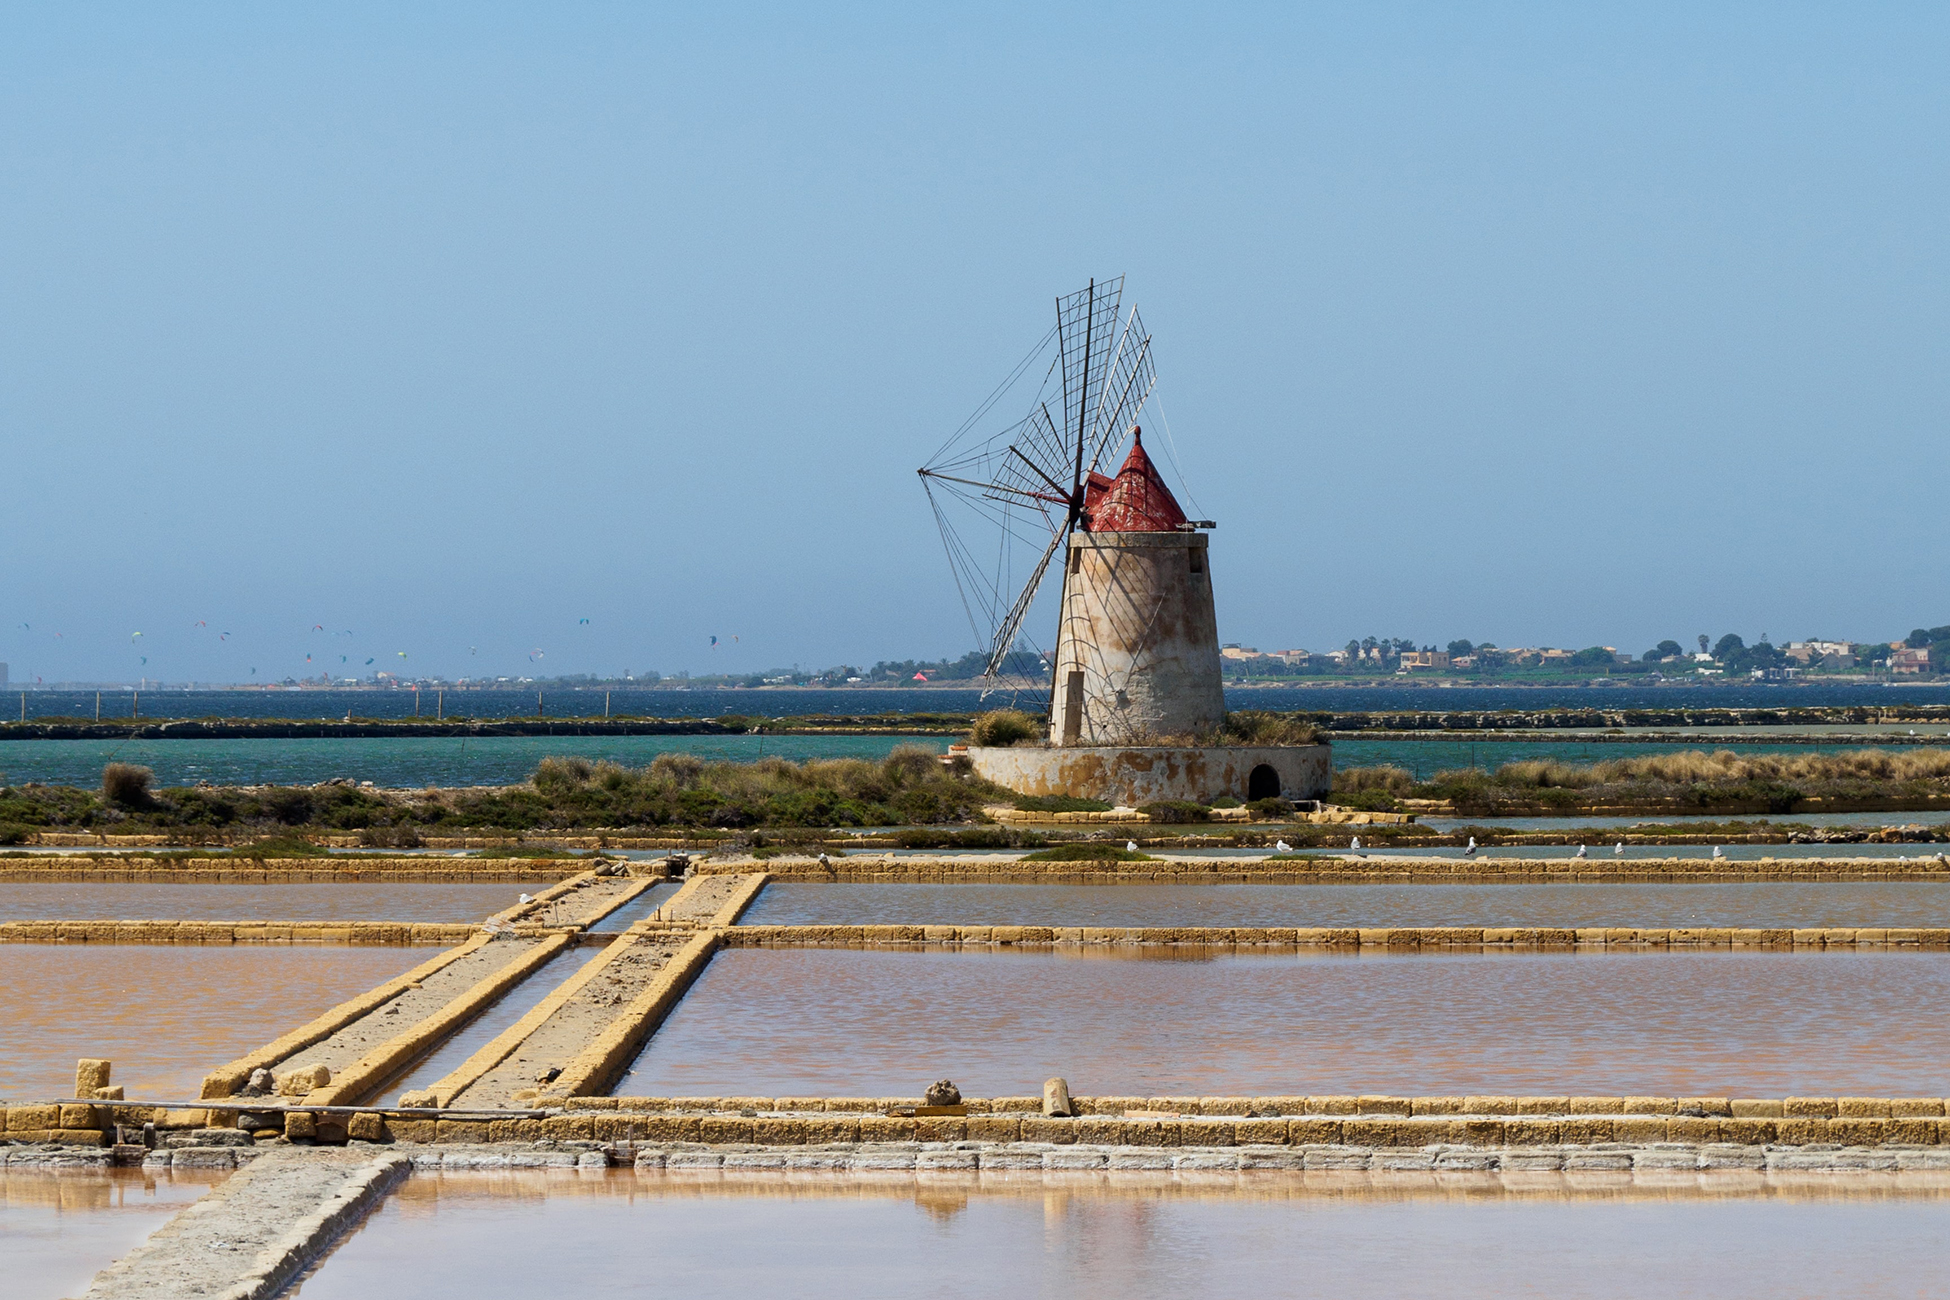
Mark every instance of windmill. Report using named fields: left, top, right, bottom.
left=921, top=278, right=1222, bottom=746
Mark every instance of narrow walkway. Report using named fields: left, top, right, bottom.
left=77, top=1148, right=407, bottom=1300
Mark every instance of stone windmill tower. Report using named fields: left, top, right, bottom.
left=920, top=278, right=1326, bottom=806
left=1050, top=430, right=1223, bottom=745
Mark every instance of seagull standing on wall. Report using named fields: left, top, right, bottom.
left=1464, top=836, right=1476, bottom=857
left=1615, top=842, right=1624, bottom=856
left=1575, top=845, right=1587, bottom=859
left=1275, top=840, right=1291, bottom=853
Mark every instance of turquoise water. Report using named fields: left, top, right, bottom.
left=0, top=734, right=948, bottom=788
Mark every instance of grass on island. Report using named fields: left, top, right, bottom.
left=1017, top=843, right=1158, bottom=863
left=1331, top=748, right=1950, bottom=817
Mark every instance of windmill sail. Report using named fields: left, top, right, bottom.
left=919, top=277, right=1163, bottom=686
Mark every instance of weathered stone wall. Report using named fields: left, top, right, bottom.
left=968, top=744, right=1331, bottom=804
left=1050, top=531, right=1225, bottom=744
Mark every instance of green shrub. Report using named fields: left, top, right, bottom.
left=1210, top=796, right=1242, bottom=809
left=1139, top=800, right=1209, bottom=823
left=1246, top=797, right=1292, bottom=817
left=971, top=709, right=1042, bottom=747
left=102, top=762, right=154, bottom=807
left=1221, top=711, right=1322, bottom=746
left=1018, top=842, right=1156, bottom=862
left=1328, top=789, right=1400, bottom=812
left=0, top=823, right=26, bottom=845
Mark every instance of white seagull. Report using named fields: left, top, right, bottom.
left=1275, top=840, right=1291, bottom=853
left=1711, top=846, right=1724, bottom=859
left=1614, top=842, right=1624, bottom=856
left=1126, top=841, right=1138, bottom=853
left=518, top=894, right=532, bottom=905
left=1464, top=836, right=1477, bottom=857
left=1575, top=845, right=1587, bottom=859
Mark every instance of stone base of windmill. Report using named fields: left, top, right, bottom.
left=968, top=744, right=1331, bottom=809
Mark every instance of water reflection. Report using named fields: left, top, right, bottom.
left=290, top=1168, right=1950, bottom=1300
left=2, top=1168, right=225, bottom=1300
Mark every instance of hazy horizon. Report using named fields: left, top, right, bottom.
left=5, top=4, right=1945, bottom=685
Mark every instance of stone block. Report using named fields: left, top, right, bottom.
left=1233, top=1119, right=1289, bottom=1145
left=962, top=1117, right=1018, bottom=1143
left=435, top=1120, right=490, bottom=1143
left=1837, top=1098, right=1891, bottom=1118
left=1020, top=1117, right=1078, bottom=1145
left=1611, top=1117, right=1669, bottom=1143
left=1516, top=1096, right=1571, bottom=1116
left=1344, top=1119, right=1420, bottom=1148
left=1666, top=1117, right=1721, bottom=1144
left=1892, top=1099, right=1946, bottom=1117
left=1286, top=1118, right=1344, bottom=1144
left=1828, top=1118, right=1888, bottom=1146
left=1199, top=1097, right=1252, bottom=1116
left=1784, top=1097, right=1838, bottom=1118
left=278, top=1064, right=331, bottom=1096
left=1730, top=1099, right=1783, bottom=1118
left=857, top=1117, right=918, bottom=1143
left=53, top=1129, right=107, bottom=1146
left=1459, top=1119, right=1507, bottom=1146
left=1306, top=1096, right=1361, bottom=1115
left=74, top=1059, right=112, bottom=1094
left=640, top=1116, right=703, bottom=1142
left=1721, top=1118, right=1778, bottom=1145
left=1411, top=1097, right=1466, bottom=1116
left=486, top=1120, right=548, bottom=1143
left=385, top=1119, right=438, bottom=1143
left=10, top=1105, right=59, bottom=1131
left=285, top=1112, right=317, bottom=1139
left=1567, top=1097, right=1624, bottom=1115
left=1622, top=1096, right=1677, bottom=1114
left=1355, top=1095, right=1412, bottom=1117
left=60, top=1104, right=100, bottom=1129
left=1249, top=1096, right=1309, bottom=1116
left=1120, top=1121, right=1180, bottom=1147
left=913, top=1118, right=967, bottom=1143
left=1505, top=1119, right=1563, bottom=1146
left=1884, top=1119, right=1938, bottom=1146
left=93, top=1086, right=124, bottom=1102
left=1680, top=1097, right=1732, bottom=1116
left=1559, top=1118, right=1614, bottom=1145
left=700, top=1117, right=755, bottom=1144
left=1463, top=1096, right=1517, bottom=1116
left=1180, top=1118, right=1236, bottom=1146
left=1777, top=1119, right=1832, bottom=1145
left=1148, top=1096, right=1203, bottom=1114
left=751, top=1118, right=809, bottom=1145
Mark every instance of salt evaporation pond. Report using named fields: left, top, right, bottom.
left=2, top=1167, right=229, bottom=1300
left=619, top=947, right=1950, bottom=1099
left=744, top=881, right=1950, bottom=930
left=0, top=882, right=551, bottom=924
left=289, top=1168, right=1950, bottom=1300
left=0, top=946, right=443, bottom=1101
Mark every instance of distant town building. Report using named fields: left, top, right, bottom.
left=1784, top=640, right=1855, bottom=667
left=1891, top=646, right=1932, bottom=674
left=1220, top=644, right=1260, bottom=661
left=1398, top=651, right=1451, bottom=671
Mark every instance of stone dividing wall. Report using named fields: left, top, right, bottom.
left=968, top=744, right=1331, bottom=805
left=720, top=923, right=1950, bottom=948
left=0, top=920, right=479, bottom=945
left=0, top=854, right=592, bottom=883
left=707, top=854, right=1950, bottom=883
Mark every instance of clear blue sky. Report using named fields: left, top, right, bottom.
left=2, top=3, right=1945, bottom=684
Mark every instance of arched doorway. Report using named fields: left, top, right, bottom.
left=1247, top=764, right=1281, bottom=801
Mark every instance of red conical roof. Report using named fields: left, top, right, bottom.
left=1081, top=428, right=1187, bottom=532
